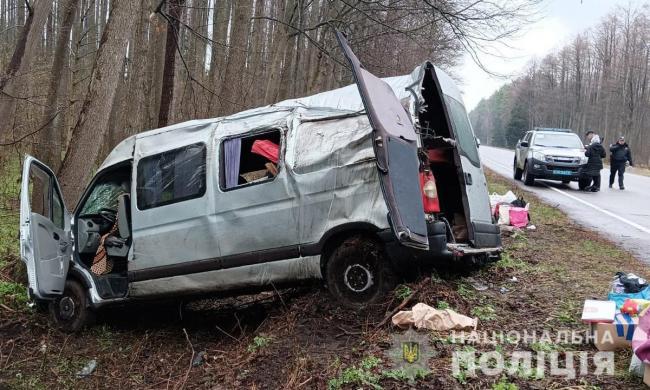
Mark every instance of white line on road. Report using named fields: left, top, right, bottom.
left=480, top=154, right=650, bottom=235
left=538, top=183, right=650, bottom=235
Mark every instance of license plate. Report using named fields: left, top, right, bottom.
left=553, top=170, right=572, bottom=175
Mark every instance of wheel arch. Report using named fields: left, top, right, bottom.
left=302, top=222, right=385, bottom=279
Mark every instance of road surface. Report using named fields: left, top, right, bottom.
left=479, top=146, right=650, bottom=263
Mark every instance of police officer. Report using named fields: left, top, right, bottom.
left=609, top=136, right=633, bottom=190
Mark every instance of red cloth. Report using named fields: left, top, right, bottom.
left=251, top=140, right=279, bottom=163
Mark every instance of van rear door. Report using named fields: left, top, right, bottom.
left=19, top=156, right=72, bottom=299
left=335, top=31, right=428, bottom=250
left=427, top=66, right=497, bottom=247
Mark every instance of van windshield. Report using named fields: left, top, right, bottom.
left=80, top=181, right=128, bottom=215
left=533, top=133, right=583, bottom=149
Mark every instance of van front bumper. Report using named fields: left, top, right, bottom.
left=381, top=220, right=502, bottom=266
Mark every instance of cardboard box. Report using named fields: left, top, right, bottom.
left=582, top=300, right=616, bottom=323
left=590, top=313, right=639, bottom=351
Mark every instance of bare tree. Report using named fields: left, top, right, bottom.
left=58, top=0, right=142, bottom=203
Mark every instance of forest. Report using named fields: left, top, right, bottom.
left=469, top=2, right=650, bottom=167
left=0, top=0, right=540, bottom=206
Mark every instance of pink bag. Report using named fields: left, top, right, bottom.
left=508, top=207, right=529, bottom=228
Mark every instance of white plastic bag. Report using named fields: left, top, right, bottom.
left=489, top=191, right=517, bottom=208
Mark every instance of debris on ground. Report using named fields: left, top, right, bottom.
left=466, top=277, right=488, bottom=291
left=76, top=359, right=97, bottom=378
left=392, top=302, right=477, bottom=331
left=192, top=351, right=207, bottom=367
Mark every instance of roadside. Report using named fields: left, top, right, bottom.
left=480, top=145, right=650, bottom=264
left=0, top=170, right=648, bottom=389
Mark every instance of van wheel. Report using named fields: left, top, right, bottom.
left=49, top=280, right=95, bottom=333
left=513, top=159, right=523, bottom=180
left=325, top=235, right=396, bottom=309
left=522, top=162, right=535, bottom=186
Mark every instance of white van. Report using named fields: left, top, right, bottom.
left=19, top=35, right=501, bottom=331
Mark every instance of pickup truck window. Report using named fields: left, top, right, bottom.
left=533, top=133, right=583, bottom=149
left=136, top=143, right=206, bottom=210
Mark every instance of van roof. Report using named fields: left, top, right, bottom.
left=99, top=63, right=462, bottom=171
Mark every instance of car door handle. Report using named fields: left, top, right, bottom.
left=464, top=172, right=473, bottom=185
left=53, top=232, right=60, bottom=241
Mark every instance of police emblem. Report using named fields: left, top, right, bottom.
left=402, top=341, right=419, bottom=364
left=387, top=329, right=435, bottom=380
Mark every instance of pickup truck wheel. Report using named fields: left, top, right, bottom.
left=513, top=159, right=523, bottom=180
left=49, top=280, right=95, bottom=333
left=326, top=235, right=395, bottom=309
left=522, top=162, right=535, bottom=186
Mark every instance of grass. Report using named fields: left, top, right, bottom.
left=0, top=280, right=28, bottom=309
left=328, top=356, right=382, bottom=390
left=0, top=157, right=21, bottom=259
left=492, top=376, right=519, bottom=390
left=436, top=300, right=451, bottom=310
left=394, top=285, right=412, bottom=300
left=471, top=304, right=497, bottom=321
left=247, top=335, right=271, bottom=353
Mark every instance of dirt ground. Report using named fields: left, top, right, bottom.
left=1, top=170, right=649, bottom=389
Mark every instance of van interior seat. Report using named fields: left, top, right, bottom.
left=105, top=194, right=131, bottom=258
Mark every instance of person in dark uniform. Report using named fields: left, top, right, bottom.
left=609, top=136, right=633, bottom=190
left=579, top=131, right=606, bottom=192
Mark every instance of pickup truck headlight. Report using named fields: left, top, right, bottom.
left=580, top=156, right=588, bottom=165
left=532, top=151, right=548, bottom=161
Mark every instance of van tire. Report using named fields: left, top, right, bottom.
left=325, top=235, right=395, bottom=309
left=513, top=159, right=523, bottom=180
left=49, top=279, right=95, bottom=333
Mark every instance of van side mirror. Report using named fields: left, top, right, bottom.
left=475, top=137, right=481, bottom=148
left=519, top=141, right=529, bottom=148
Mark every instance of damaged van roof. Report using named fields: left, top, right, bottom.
left=98, top=62, right=462, bottom=172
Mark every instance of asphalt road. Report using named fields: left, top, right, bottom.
left=479, top=145, right=650, bottom=263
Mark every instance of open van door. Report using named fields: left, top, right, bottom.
left=335, top=31, right=428, bottom=250
left=425, top=65, right=497, bottom=248
left=19, top=156, right=72, bottom=299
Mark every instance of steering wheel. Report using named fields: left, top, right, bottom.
left=98, top=208, right=117, bottom=224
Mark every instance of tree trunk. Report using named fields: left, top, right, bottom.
left=58, top=0, right=141, bottom=204
left=157, top=0, right=186, bottom=128
left=218, top=0, right=253, bottom=115
left=0, top=0, right=53, bottom=142
left=38, top=0, right=79, bottom=170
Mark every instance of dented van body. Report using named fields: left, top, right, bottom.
left=19, top=37, right=500, bottom=331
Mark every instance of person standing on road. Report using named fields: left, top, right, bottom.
left=609, top=136, right=633, bottom=190
left=580, top=131, right=606, bottom=192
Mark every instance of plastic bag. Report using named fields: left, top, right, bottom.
left=489, top=191, right=517, bottom=208
left=509, top=207, right=529, bottom=228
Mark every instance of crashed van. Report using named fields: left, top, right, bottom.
left=20, top=34, right=500, bottom=331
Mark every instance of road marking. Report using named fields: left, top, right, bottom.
left=539, top=183, right=650, bottom=235
left=480, top=152, right=650, bottom=235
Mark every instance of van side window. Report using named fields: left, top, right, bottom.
left=220, top=129, right=281, bottom=190
left=444, top=95, right=480, bottom=166
left=137, top=143, right=206, bottom=210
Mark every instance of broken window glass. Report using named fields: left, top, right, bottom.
left=136, top=143, right=206, bottom=210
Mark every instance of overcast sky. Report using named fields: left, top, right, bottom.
left=460, top=0, right=635, bottom=112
